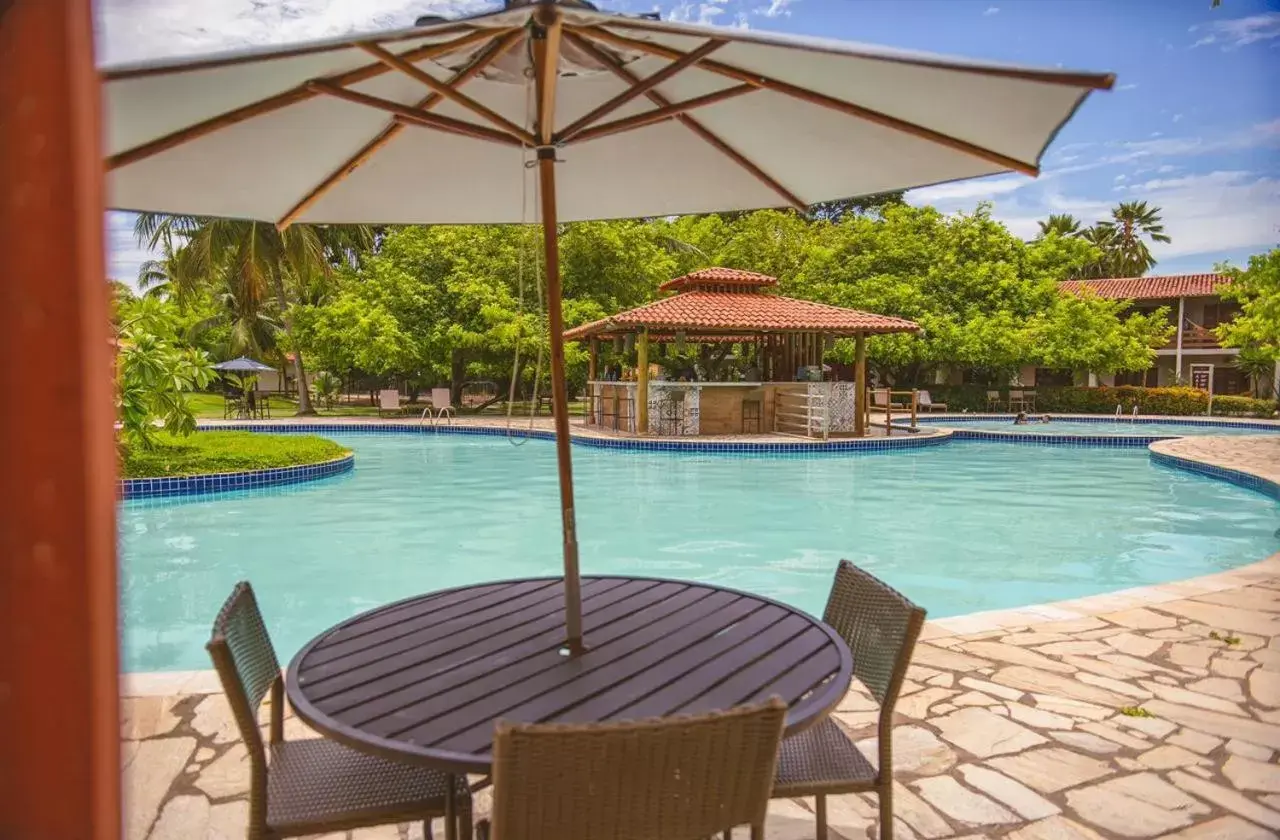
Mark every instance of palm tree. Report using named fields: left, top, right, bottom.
left=1076, top=224, right=1117, bottom=279
left=1096, top=201, right=1171, bottom=277
left=1036, top=214, right=1083, bottom=239
left=134, top=214, right=373, bottom=414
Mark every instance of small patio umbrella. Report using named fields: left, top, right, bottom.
left=101, top=0, right=1113, bottom=653
left=213, top=356, right=276, bottom=394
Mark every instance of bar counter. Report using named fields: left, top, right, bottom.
left=587, top=381, right=857, bottom=436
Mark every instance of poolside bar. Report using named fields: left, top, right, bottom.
left=566, top=269, right=920, bottom=438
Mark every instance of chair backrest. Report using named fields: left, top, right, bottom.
left=489, top=699, right=787, bottom=840
left=986, top=390, right=999, bottom=399
left=872, top=390, right=888, bottom=406
left=207, top=582, right=282, bottom=834
left=822, top=560, right=926, bottom=708
left=431, top=387, right=452, bottom=410
left=1009, top=389, right=1023, bottom=398
left=379, top=389, right=400, bottom=410
left=918, top=390, right=933, bottom=406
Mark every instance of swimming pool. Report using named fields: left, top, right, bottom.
left=918, top=418, right=1279, bottom=437
left=118, top=432, right=1279, bottom=672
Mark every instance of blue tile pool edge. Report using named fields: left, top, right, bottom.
left=1148, top=449, right=1280, bottom=502
left=193, top=422, right=954, bottom=456
left=119, top=452, right=355, bottom=500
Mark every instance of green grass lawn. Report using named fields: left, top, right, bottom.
left=188, top=391, right=587, bottom=419
left=120, top=431, right=349, bottom=478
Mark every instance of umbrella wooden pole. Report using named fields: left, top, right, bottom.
left=537, top=150, right=583, bottom=655
left=533, top=5, right=584, bottom=655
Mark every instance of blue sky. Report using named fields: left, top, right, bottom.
left=98, top=0, right=1279, bottom=282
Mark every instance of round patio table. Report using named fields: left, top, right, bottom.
left=285, top=575, right=853, bottom=837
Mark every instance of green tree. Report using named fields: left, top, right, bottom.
left=134, top=214, right=373, bottom=414
left=1096, top=200, right=1171, bottom=277
left=807, top=191, right=907, bottom=222
left=1036, top=214, right=1083, bottom=239
left=115, top=296, right=215, bottom=449
left=1217, top=248, right=1280, bottom=395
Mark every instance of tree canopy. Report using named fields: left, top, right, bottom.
left=131, top=203, right=1186, bottom=399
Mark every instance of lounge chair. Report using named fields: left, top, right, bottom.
left=207, top=582, right=469, bottom=840
left=478, top=699, right=786, bottom=840
left=1008, top=389, right=1026, bottom=412
left=985, top=390, right=1001, bottom=411
left=871, top=389, right=907, bottom=411
left=430, top=387, right=455, bottom=423
left=917, top=390, right=947, bottom=412
left=772, top=560, right=927, bottom=840
left=378, top=389, right=401, bottom=416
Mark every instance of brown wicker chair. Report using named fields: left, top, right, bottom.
left=207, top=582, right=469, bottom=840
left=772, top=560, right=926, bottom=840
left=478, top=698, right=788, bottom=840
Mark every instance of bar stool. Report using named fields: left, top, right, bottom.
left=741, top=388, right=764, bottom=433
left=657, top=390, right=686, bottom=436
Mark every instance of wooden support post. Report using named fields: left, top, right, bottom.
left=885, top=388, right=892, bottom=435
left=854, top=332, right=867, bottom=437
left=636, top=329, right=649, bottom=434
left=2, top=1, right=120, bottom=836
left=588, top=339, right=598, bottom=426
left=911, top=388, right=919, bottom=430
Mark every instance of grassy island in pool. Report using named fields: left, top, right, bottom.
left=120, top=431, right=349, bottom=479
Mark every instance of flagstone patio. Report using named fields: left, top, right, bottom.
left=122, top=552, right=1280, bottom=840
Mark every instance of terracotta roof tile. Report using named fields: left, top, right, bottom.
left=658, top=268, right=778, bottom=292
left=564, top=292, right=919, bottom=340
left=1059, top=273, right=1230, bottom=300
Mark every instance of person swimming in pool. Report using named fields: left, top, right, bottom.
left=1040, top=414, right=1052, bottom=424
left=1014, top=411, right=1029, bottom=425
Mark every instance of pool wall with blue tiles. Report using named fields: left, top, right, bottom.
left=119, top=452, right=354, bottom=500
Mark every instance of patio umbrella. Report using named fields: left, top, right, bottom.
left=212, top=357, right=276, bottom=373
left=101, top=0, right=1114, bottom=653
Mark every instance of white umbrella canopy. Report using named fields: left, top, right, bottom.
left=102, top=0, right=1113, bottom=653
left=104, top=1, right=1112, bottom=224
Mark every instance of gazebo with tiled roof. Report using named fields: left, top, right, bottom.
left=565, top=268, right=919, bottom=437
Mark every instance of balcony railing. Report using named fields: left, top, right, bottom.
left=1165, top=323, right=1224, bottom=350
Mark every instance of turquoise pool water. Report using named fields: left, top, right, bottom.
left=921, top=419, right=1279, bottom=437
left=119, top=434, right=1279, bottom=672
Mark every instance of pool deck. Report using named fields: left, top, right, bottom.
left=120, top=433, right=1280, bottom=840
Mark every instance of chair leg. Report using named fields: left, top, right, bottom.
left=424, top=819, right=433, bottom=840
left=878, top=783, right=894, bottom=840
left=817, top=794, right=828, bottom=839
left=750, top=823, right=763, bottom=840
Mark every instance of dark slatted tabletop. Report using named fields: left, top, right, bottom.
left=286, top=576, right=853, bottom=774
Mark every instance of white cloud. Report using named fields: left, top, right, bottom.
left=755, top=0, right=797, bottom=18
left=983, top=6, right=999, bottom=16
left=672, top=0, right=742, bottom=25
left=909, top=175, right=1028, bottom=204
left=1117, top=83, right=1138, bottom=91
left=95, top=0, right=496, bottom=65
left=1191, top=12, right=1280, bottom=50
left=1172, top=113, right=1183, bottom=123
left=1114, top=174, right=1126, bottom=182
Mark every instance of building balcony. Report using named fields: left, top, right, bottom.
left=1164, top=324, right=1223, bottom=351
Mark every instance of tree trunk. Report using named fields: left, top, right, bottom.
left=292, top=345, right=314, bottom=415
left=450, top=349, right=465, bottom=407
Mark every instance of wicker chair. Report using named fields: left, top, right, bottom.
left=478, top=699, right=788, bottom=840
left=772, top=561, right=927, bottom=840
left=207, top=582, right=469, bottom=840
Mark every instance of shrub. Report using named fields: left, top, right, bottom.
left=904, top=384, right=1276, bottom=417
left=1211, top=395, right=1277, bottom=418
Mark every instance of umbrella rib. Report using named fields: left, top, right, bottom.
left=307, top=81, right=522, bottom=147
left=600, top=18, right=1114, bottom=91
left=107, top=28, right=507, bottom=171
left=574, top=26, right=1041, bottom=177
left=564, top=30, right=805, bottom=212
left=535, top=13, right=563, bottom=144
left=357, top=42, right=537, bottom=146
left=276, top=30, right=519, bottom=231
left=566, top=84, right=757, bottom=145
left=554, top=38, right=727, bottom=143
